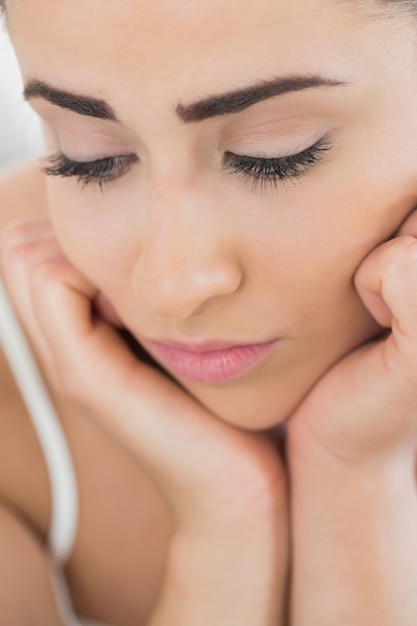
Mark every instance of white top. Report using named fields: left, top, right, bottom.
left=0, top=277, right=113, bottom=625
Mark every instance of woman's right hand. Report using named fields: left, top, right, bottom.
left=0, top=216, right=288, bottom=625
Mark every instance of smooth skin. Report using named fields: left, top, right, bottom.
left=1, top=0, right=417, bottom=624
left=0, top=165, right=179, bottom=625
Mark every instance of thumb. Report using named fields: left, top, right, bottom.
left=354, top=242, right=394, bottom=329
left=354, top=207, right=417, bottom=328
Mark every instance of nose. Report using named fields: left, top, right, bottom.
left=133, top=201, right=243, bottom=319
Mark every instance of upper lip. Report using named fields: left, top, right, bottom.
left=143, top=337, right=277, bottom=353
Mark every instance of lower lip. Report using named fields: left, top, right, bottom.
left=146, top=340, right=278, bottom=384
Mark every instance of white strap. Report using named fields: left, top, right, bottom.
left=49, top=561, right=86, bottom=626
left=0, top=277, right=79, bottom=563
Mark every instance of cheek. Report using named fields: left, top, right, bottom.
left=47, top=181, right=138, bottom=290
left=46, top=154, right=417, bottom=332
left=246, top=183, right=403, bottom=338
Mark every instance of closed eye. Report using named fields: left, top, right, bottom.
left=223, top=136, right=332, bottom=193
left=41, top=135, right=332, bottom=194
left=42, top=152, right=139, bottom=190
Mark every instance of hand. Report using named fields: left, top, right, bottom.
left=287, top=208, right=417, bottom=469
left=1, top=214, right=290, bottom=625
left=0, top=216, right=287, bottom=531
left=285, top=211, right=417, bottom=626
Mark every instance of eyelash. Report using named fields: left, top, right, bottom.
left=42, top=153, right=139, bottom=191
left=223, top=136, right=332, bottom=193
left=42, top=136, right=332, bottom=193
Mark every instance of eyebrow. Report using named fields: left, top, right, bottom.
left=23, top=79, right=119, bottom=121
left=23, top=74, right=346, bottom=125
left=176, top=75, right=346, bottom=123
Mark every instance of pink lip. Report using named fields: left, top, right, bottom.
left=144, top=338, right=279, bottom=384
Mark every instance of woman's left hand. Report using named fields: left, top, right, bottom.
left=287, top=208, right=417, bottom=467
left=286, top=210, right=417, bottom=626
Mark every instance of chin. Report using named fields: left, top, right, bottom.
left=182, top=380, right=301, bottom=432
left=119, top=327, right=309, bottom=431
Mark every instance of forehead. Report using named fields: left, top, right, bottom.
left=6, top=0, right=382, bottom=108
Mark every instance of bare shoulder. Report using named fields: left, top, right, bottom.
left=0, top=159, right=48, bottom=228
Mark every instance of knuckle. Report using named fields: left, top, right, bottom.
left=3, top=242, right=36, bottom=272
left=0, top=218, right=37, bottom=253
left=0, top=218, right=29, bottom=243
left=30, top=260, right=62, bottom=292
left=1, top=224, right=39, bottom=274
left=0, top=218, right=56, bottom=274
left=0, top=224, right=22, bottom=271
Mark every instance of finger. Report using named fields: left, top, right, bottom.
left=1, top=219, right=66, bottom=373
left=354, top=235, right=417, bottom=363
left=0, top=215, right=55, bottom=247
left=30, top=256, right=281, bottom=522
left=31, top=254, right=221, bottom=457
left=354, top=206, right=417, bottom=328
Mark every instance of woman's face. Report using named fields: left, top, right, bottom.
left=7, top=0, right=417, bottom=429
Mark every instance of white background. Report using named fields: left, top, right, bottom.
left=0, top=22, right=44, bottom=170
